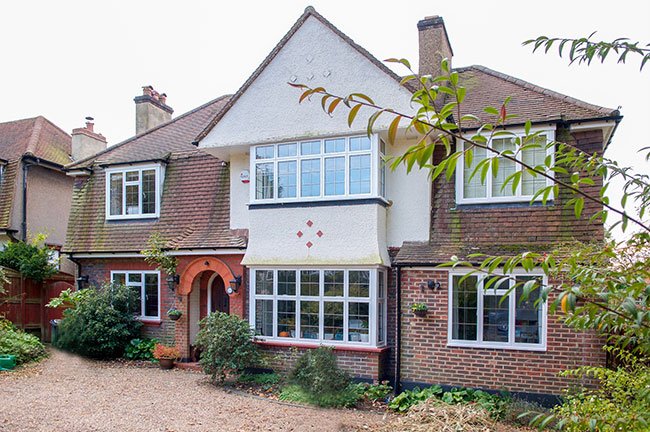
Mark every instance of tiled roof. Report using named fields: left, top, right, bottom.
left=64, top=150, right=246, bottom=253
left=67, top=95, right=231, bottom=169
left=0, top=116, right=72, bottom=167
left=452, top=65, right=619, bottom=128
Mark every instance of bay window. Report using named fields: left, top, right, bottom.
left=250, top=268, right=387, bottom=347
left=448, top=272, right=546, bottom=350
left=105, top=164, right=161, bottom=219
left=456, top=130, right=554, bottom=204
left=111, top=271, right=160, bottom=320
left=251, top=135, right=384, bottom=203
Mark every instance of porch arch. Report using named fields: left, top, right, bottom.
left=178, top=257, right=235, bottom=296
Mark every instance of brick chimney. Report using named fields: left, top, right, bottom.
left=417, top=16, right=453, bottom=77
left=134, top=85, right=173, bottom=135
left=71, top=117, right=107, bottom=161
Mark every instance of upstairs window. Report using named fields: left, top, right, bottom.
left=251, top=135, right=379, bottom=203
left=456, top=131, right=554, bottom=204
left=105, top=165, right=161, bottom=219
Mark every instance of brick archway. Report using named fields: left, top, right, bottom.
left=178, top=257, right=235, bottom=296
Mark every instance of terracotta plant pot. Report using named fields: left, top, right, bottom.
left=159, top=358, right=175, bottom=370
left=414, top=309, right=427, bottom=318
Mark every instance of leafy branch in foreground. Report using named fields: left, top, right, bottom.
left=523, top=34, right=650, bottom=71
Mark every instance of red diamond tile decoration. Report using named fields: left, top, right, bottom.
left=306, top=220, right=313, bottom=227
left=297, top=231, right=303, bottom=238
left=306, top=241, right=313, bottom=248
left=316, top=230, right=323, bottom=237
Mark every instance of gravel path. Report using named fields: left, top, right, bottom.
left=0, top=350, right=389, bottom=432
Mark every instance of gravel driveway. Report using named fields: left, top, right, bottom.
left=0, top=350, right=388, bottom=432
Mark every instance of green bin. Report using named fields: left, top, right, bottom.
left=0, top=354, right=16, bottom=371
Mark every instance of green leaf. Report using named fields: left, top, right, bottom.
left=388, top=116, right=402, bottom=145
left=574, top=197, right=584, bottom=219
left=347, top=104, right=362, bottom=127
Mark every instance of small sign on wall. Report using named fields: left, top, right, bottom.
left=240, top=170, right=250, bottom=184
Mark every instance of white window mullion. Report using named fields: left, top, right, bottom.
left=272, top=270, right=278, bottom=338
left=249, top=271, right=256, bottom=330
left=509, top=279, right=516, bottom=345
left=477, top=276, right=484, bottom=343
left=369, top=269, right=377, bottom=346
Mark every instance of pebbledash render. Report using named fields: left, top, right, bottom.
left=63, top=7, right=620, bottom=401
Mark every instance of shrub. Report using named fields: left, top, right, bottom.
left=279, top=384, right=360, bottom=408
left=388, top=385, right=443, bottom=412
left=152, top=343, right=180, bottom=360
left=352, top=380, right=393, bottom=402
left=0, top=234, right=57, bottom=282
left=290, top=347, right=350, bottom=395
left=0, top=318, right=46, bottom=364
left=237, top=372, right=280, bottom=386
left=195, top=312, right=259, bottom=383
left=124, top=338, right=158, bottom=361
left=55, top=283, right=142, bottom=359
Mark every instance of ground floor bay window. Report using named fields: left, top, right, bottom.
left=448, top=271, right=547, bottom=350
left=250, top=268, right=387, bottom=347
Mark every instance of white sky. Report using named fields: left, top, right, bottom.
left=1, top=0, right=648, bottom=234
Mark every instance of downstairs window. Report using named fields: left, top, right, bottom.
left=111, top=271, right=160, bottom=320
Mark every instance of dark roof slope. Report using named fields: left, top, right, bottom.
left=64, top=150, right=246, bottom=253
left=452, top=65, right=619, bottom=128
left=68, top=95, right=231, bottom=169
left=0, top=160, right=19, bottom=230
left=0, top=116, right=72, bottom=166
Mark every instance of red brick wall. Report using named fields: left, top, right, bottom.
left=399, top=268, right=605, bottom=395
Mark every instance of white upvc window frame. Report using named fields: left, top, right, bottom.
left=250, top=134, right=382, bottom=204
left=104, top=163, right=163, bottom=220
left=110, top=270, right=161, bottom=321
left=447, top=269, right=548, bottom=351
left=455, top=127, right=555, bottom=205
left=250, top=267, right=387, bottom=348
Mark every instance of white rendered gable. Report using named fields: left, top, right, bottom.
left=199, top=15, right=414, bottom=150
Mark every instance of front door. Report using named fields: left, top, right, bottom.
left=209, top=275, right=229, bottom=314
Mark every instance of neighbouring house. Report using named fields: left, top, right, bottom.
left=63, top=7, right=620, bottom=402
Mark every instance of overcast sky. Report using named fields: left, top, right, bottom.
left=1, top=0, right=648, bottom=234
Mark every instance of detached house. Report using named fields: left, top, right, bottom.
left=64, top=8, right=620, bottom=401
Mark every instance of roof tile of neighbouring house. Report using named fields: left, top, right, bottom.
left=67, top=95, right=232, bottom=170
left=64, top=150, right=246, bottom=253
left=452, top=65, right=619, bottom=128
left=63, top=95, right=248, bottom=253
left=0, top=160, right=19, bottom=230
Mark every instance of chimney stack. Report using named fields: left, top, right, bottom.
left=71, top=117, right=107, bottom=161
left=134, top=85, right=173, bottom=135
left=417, top=16, right=453, bottom=77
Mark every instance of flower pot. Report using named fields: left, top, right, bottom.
left=158, top=358, right=175, bottom=370
left=414, top=309, right=427, bottom=317
left=168, top=314, right=181, bottom=321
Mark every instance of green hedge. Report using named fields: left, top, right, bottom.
left=0, top=318, right=46, bottom=365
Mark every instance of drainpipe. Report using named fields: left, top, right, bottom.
left=21, top=161, right=30, bottom=241
left=394, top=265, right=402, bottom=393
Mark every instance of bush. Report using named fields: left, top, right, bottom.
left=290, top=347, right=350, bottom=395
left=124, top=338, right=158, bottom=361
left=389, top=385, right=443, bottom=412
left=55, top=284, right=142, bottom=359
left=279, top=384, right=360, bottom=408
left=237, top=372, right=280, bottom=386
left=0, top=318, right=46, bottom=364
left=0, top=235, right=57, bottom=282
left=352, top=381, right=393, bottom=402
left=195, top=312, right=259, bottom=383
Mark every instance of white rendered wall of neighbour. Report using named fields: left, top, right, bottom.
left=241, top=204, right=390, bottom=266
left=229, top=152, right=249, bottom=230
left=385, top=137, right=431, bottom=246
left=199, top=15, right=414, bottom=149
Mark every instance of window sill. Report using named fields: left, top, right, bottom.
left=249, top=197, right=390, bottom=209
left=447, top=341, right=547, bottom=352
left=453, top=200, right=553, bottom=211
left=255, top=339, right=389, bottom=353
left=140, top=319, right=163, bottom=327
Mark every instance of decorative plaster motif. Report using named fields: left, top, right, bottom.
left=297, top=219, right=323, bottom=250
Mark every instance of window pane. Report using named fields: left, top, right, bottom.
left=323, top=302, right=343, bottom=341
left=255, top=146, right=274, bottom=159
left=126, top=184, right=139, bottom=214
left=278, top=143, right=297, bottom=157
left=109, top=173, right=123, bottom=216
left=515, top=276, right=542, bottom=344
left=378, top=300, right=385, bottom=343
left=348, top=302, right=369, bottom=342
left=128, top=273, right=142, bottom=284
left=378, top=271, right=386, bottom=299
left=278, top=161, right=297, bottom=198
left=491, top=138, right=517, bottom=197
left=350, top=136, right=371, bottom=151
left=144, top=274, right=159, bottom=317
left=255, top=163, right=274, bottom=199
left=130, top=286, right=142, bottom=315
left=300, top=270, right=319, bottom=296
left=483, top=294, right=509, bottom=342
left=300, top=159, right=320, bottom=197
left=112, top=273, right=126, bottom=286
left=278, top=270, right=296, bottom=296
left=324, top=270, right=344, bottom=296
left=300, top=300, right=319, bottom=339
left=324, top=157, right=345, bottom=196
left=349, top=154, right=371, bottom=194
left=277, top=300, right=296, bottom=338
left=255, top=270, right=274, bottom=295
left=255, top=300, right=274, bottom=336
left=125, top=171, right=139, bottom=182
left=452, top=275, right=478, bottom=341
left=522, top=135, right=547, bottom=196
left=325, top=138, right=345, bottom=153
left=142, top=169, right=156, bottom=214
left=301, top=141, right=320, bottom=155
left=349, top=271, right=369, bottom=297
left=463, top=144, right=487, bottom=199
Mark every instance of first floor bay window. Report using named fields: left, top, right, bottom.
left=251, top=268, right=387, bottom=347
left=111, top=271, right=160, bottom=320
left=448, top=272, right=546, bottom=350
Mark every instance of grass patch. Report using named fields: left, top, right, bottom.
left=279, top=384, right=360, bottom=408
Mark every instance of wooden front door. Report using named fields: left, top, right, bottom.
left=209, top=275, right=229, bottom=314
